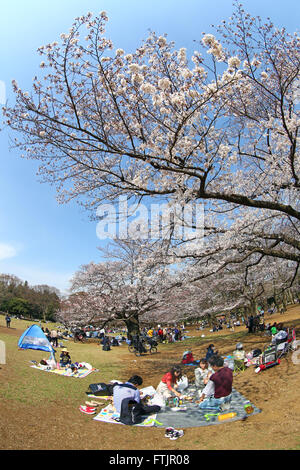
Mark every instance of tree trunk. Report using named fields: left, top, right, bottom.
left=288, top=289, right=295, bottom=304
left=249, top=301, right=257, bottom=315
left=124, top=315, right=140, bottom=340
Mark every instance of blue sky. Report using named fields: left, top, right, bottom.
left=0, top=0, right=299, bottom=294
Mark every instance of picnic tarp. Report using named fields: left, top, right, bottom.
left=93, top=403, right=160, bottom=427
left=155, top=386, right=261, bottom=428
left=92, top=385, right=261, bottom=428
left=30, top=364, right=96, bottom=378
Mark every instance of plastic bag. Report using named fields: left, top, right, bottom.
left=150, top=392, right=166, bottom=408
left=177, top=375, right=189, bottom=392
left=79, top=362, right=92, bottom=370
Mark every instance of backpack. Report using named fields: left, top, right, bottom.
left=119, top=398, right=161, bottom=426
left=88, top=382, right=116, bottom=396
left=182, top=351, right=194, bottom=364
left=252, top=348, right=262, bottom=357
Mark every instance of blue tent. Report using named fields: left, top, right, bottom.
left=18, top=324, right=55, bottom=359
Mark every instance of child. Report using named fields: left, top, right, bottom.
left=194, top=358, right=213, bottom=389
left=59, top=348, right=72, bottom=367
left=233, top=343, right=246, bottom=362
left=39, top=357, right=57, bottom=370
left=205, top=344, right=218, bottom=361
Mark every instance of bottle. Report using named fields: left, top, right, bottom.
left=218, top=412, right=237, bottom=421
left=244, top=404, right=254, bottom=414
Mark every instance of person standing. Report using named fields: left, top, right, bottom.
left=174, top=326, right=179, bottom=341
left=248, top=315, right=254, bottom=333
left=157, top=326, right=164, bottom=343
left=5, top=314, right=11, bottom=328
left=50, top=328, right=58, bottom=347
left=147, top=327, right=154, bottom=338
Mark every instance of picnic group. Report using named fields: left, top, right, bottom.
left=15, top=310, right=297, bottom=438
left=79, top=319, right=297, bottom=437
left=82, top=350, right=236, bottom=438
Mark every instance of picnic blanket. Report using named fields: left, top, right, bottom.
left=93, top=403, right=160, bottom=427
left=92, top=385, right=260, bottom=428
left=155, top=386, right=261, bottom=428
left=182, top=361, right=200, bottom=366
left=30, top=364, right=96, bottom=378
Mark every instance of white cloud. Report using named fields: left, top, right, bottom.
left=0, top=243, right=17, bottom=260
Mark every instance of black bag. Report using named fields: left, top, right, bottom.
left=252, top=348, right=262, bottom=357
left=119, top=399, right=144, bottom=425
left=119, top=398, right=161, bottom=426
left=88, top=382, right=115, bottom=396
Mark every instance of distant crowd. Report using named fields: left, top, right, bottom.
left=39, top=323, right=187, bottom=352
left=140, top=325, right=186, bottom=343
left=197, top=304, right=290, bottom=335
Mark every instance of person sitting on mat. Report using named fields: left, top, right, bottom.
left=198, top=355, right=233, bottom=411
left=195, top=358, right=213, bottom=390
left=156, top=365, right=183, bottom=401
left=205, top=344, right=218, bottom=362
left=39, top=356, right=57, bottom=370
left=59, top=348, right=72, bottom=367
left=113, top=375, right=143, bottom=414
left=233, top=343, right=246, bottom=362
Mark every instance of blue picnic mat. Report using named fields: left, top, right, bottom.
left=155, top=387, right=261, bottom=428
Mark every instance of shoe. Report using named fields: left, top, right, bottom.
left=169, top=430, right=184, bottom=440
left=165, top=427, right=175, bottom=438
left=80, top=407, right=96, bottom=415
left=85, top=401, right=99, bottom=407
left=79, top=406, right=96, bottom=415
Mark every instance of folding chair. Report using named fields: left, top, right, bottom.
left=276, top=341, right=289, bottom=359
left=233, top=359, right=246, bottom=373
left=260, top=344, right=280, bottom=366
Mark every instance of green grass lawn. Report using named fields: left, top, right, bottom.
left=0, top=317, right=129, bottom=407
left=1, top=311, right=300, bottom=450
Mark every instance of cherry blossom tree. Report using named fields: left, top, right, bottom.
left=57, top=239, right=181, bottom=337
left=3, top=4, right=300, bottom=282
left=155, top=255, right=300, bottom=324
